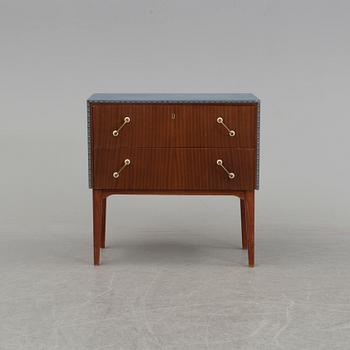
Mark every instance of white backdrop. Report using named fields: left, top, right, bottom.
left=1, top=0, right=349, bottom=238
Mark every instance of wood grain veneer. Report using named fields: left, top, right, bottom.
left=91, top=103, right=257, bottom=148
left=93, top=148, right=256, bottom=190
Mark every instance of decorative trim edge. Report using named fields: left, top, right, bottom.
left=87, top=101, right=92, bottom=188
left=256, top=99, right=260, bottom=190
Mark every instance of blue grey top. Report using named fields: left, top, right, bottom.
left=87, top=93, right=259, bottom=104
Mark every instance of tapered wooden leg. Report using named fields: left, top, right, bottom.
left=244, top=191, right=255, bottom=267
left=93, top=190, right=103, bottom=265
left=101, top=198, right=106, bottom=249
left=240, top=199, right=247, bottom=250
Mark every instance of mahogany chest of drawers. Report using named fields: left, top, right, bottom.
left=87, top=93, right=260, bottom=266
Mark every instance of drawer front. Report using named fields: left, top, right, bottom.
left=92, top=103, right=174, bottom=148
left=93, top=148, right=256, bottom=190
left=91, top=103, right=257, bottom=148
left=172, top=104, right=257, bottom=148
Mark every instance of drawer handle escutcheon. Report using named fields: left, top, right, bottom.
left=217, top=117, right=235, bottom=137
left=113, top=159, right=131, bottom=179
left=112, top=116, right=131, bottom=137
left=216, top=159, right=235, bottom=179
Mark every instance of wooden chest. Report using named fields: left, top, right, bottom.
left=87, top=93, right=260, bottom=266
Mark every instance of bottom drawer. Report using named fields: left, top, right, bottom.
left=93, top=148, right=256, bottom=190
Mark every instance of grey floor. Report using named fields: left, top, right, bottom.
left=1, top=196, right=350, bottom=350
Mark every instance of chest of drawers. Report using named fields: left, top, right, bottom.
left=87, top=93, right=260, bottom=266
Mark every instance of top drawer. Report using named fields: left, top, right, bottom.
left=90, top=103, right=257, bottom=148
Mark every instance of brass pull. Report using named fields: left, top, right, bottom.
left=112, top=116, right=130, bottom=137
left=113, top=159, right=131, bottom=179
left=216, top=159, right=235, bottom=179
left=217, top=117, right=235, bottom=137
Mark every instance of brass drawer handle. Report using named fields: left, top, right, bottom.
left=113, top=159, right=131, bottom=179
left=217, top=117, right=235, bottom=137
left=112, top=116, right=130, bottom=137
left=216, top=159, right=235, bottom=179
